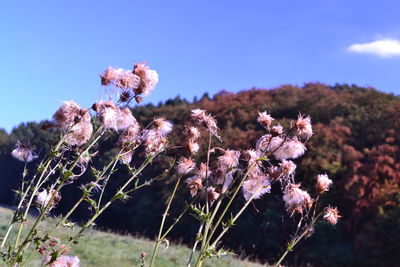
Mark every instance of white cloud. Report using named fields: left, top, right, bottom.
left=348, top=38, right=400, bottom=58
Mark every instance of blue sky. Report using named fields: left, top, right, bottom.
left=1, top=0, right=400, bottom=133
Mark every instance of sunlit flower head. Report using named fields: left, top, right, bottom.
left=283, top=183, right=313, bottom=215
left=256, top=134, right=284, bottom=155
left=116, top=108, right=137, bottom=131
left=101, top=66, right=140, bottom=90
left=177, top=157, right=196, bottom=174
left=153, top=117, right=173, bottom=136
left=133, top=62, right=159, bottom=96
left=65, top=119, right=93, bottom=147
left=11, top=142, right=38, bottom=162
left=316, top=174, right=333, bottom=195
left=324, top=206, right=341, bottom=225
left=218, top=150, right=241, bottom=169
left=296, top=114, right=313, bottom=139
left=52, top=101, right=87, bottom=130
left=257, top=111, right=274, bottom=129
left=187, top=140, right=200, bottom=155
left=186, top=126, right=201, bottom=140
left=242, top=149, right=259, bottom=166
left=271, top=124, right=283, bottom=136
left=93, top=101, right=119, bottom=130
left=142, top=129, right=167, bottom=156
left=273, top=138, right=306, bottom=160
left=47, top=255, right=80, bottom=267
left=191, top=109, right=221, bottom=140
left=242, top=175, right=271, bottom=200
left=279, top=160, right=296, bottom=176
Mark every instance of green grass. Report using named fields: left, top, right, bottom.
left=0, top=206, right=262, bottom=267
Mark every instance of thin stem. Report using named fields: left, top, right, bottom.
left=66, top=156, right=154, bottom=248
left=274, top=213, right=323, bottom=267
left=149, top=176, right=181, bottom=267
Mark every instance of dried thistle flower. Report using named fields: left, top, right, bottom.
left=271, top=124, right=283, bottom=136
left=133, top=62, right=159, bottom=96
left=242, top=167, right=271, bottom=200
left=283, top=184, right=313, bottom=215
left=256, top=134, right=284, bottom=154
left=185, top=176, right=203, bottom=197
left=187, top=140, right=200, bottom=155
left=117, top=108, right=138, bottom=131
left=176, top=157, right=196, bottom=174
left=190, top=109, right=221, bottom=140
left=94, top=101, right=119, bottom=130
left=273, top=137, right=306, bottom=160
left=279, top=160, right=296, bottom=176
left=52, top=101, right=82, bottom=130
left=257, top=111, right=274, bottom=129
left=45, top=255, right=80, bottom=267
left=197, top=163, right=211, bottom=180
left=296, top=114, right=313, bottom=139
left=153, top=117, right=173, bottom=136
left=36, top=189, right=61, bottom=208
left=186, top=126, right=201, bottom=140
left=142, top=130, right=167, bottom=156
left=100, top=67, right=140, bottom=89
left=11, top=141, right=38, bottom=162
left=324, top=206, right=341, bottom=225
left=316, top=174, right=333, bottom=195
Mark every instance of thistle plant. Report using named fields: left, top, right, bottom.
left=1, top=60, right=341, bottom=267
left=0, top=61, right=174, bottom=266
left=148, top=110, right=341, bottom=267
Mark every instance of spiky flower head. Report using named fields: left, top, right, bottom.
left=133, top=62, right=159, bottom=97
left=257, top=111, right=274, bottom=129
left=153, top=117, right=173, bottom=136
left=324, top=207, right=341, bottom=225
left=11, top=142, right=38, bottom=162
left=207, top=186, right=220, bottom=205
left=316, top=174, right=333, bottom=195
left=46, top=255, right=80, bottom=267
left=296, top=114, right=313, bottom=139
left=176, top=157, right=196, bottom=175
left=279, top=160, right=296, bottom=176
left=273, top=138, right=306, bottom=160
left=283, top=184, right=313, bottom=215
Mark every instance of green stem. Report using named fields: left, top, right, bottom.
left=274, top=213, right=322, bottom=267
left=149, top=176, right=181, bottom=267
left=67, top=156, right=154, bottom=247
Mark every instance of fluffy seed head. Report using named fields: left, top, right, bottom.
left=280, top=160, right=296, bottom=176
left=324, top=207, right=341, bottom=225
left=197, top=163, right=211, bottom=180
left=271, top=124, right=283, bottom=136
left=133, top=62, right=159, bottom=96
left=94, top=101, right=119, bottom=130
left=11, top=142, right=38, bottom=162
left=256, top=134, right=284, bottom=155
left=52, top=101, right=87, bottom=130
left=117, top=108, right=137, bottom=131
left=187, top=140, right=200, bottom=155
left=177, top=157, right=196, bottom=174
left=186, top=126, right=201, bottom=140
left=100, top=67, right=140, bottom=90
left=257, top=111, right=274, bottom=129
left=142, top=130, right=167, bottom=156
left=273, top=138, right=306, bottom=160
left=153, top=117, right=173, bottom=136
left=242, top=170, right=271, bottom=200
left=283, top=184, right=313, bottom=215
left=47, top=255, right=80, bottom=267
left=316, top=174, right=333, bottom=195
left=296, top=114, right=313, bottom=139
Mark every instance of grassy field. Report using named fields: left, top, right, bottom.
left=0, top=206, right=263, bottom=267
